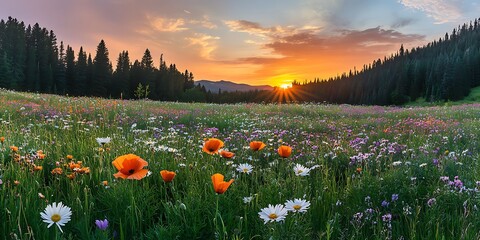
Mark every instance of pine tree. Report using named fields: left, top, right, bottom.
left=92, top=40, right=112, bottom=97
left=55, top=41, right=66, bottom=94
left=113, top=51, right=130, bottom=98
left=141, top=49, right=156, bottom=99
left=65, top=45, right=75, bottom=95
left=24, top=25, right=37, bottom=91
left=76, top=47, right=87, bottom=96
left=4, top=17, right=26, bottom=90
left=86, top=54, right=94, bottom=96
left=0, top=51, right=12, bottom=88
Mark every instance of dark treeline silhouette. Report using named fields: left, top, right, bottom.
left=205, top=18, right=480, bottom=105
left=0, top=17, right=196, bottom=100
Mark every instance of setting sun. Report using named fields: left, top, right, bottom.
left=280, top=84, right=292, bottom=89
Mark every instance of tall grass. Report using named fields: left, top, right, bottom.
left=0, top=89, right=479, bottom=239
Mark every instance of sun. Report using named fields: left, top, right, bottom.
left=280, top=84, right=292, bottom=89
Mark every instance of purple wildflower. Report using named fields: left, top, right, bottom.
left=391, top=194, right=399, bottom=202
left=95, top=219, right=109, bottom=230
left=427, top=198, right=436, bottom=207
left=382, top=213, right=392, bottom=222
left=381, top=200, right=389, bottom=208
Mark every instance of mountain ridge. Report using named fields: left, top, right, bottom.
left=195, top=80, right=273, bottom=92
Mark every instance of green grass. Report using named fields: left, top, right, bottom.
left=408, top=86, right=480, bottom=106
left=0, top=89, right=479, bottom=239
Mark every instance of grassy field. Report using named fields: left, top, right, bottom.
left=0, top=89, right=479, bottom=239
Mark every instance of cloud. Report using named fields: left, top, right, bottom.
left=186, top=33, right=220, bottom=60
left=391, top=18, right=415, bottom=28
left=224, top=20, right=291, bottom=37
left=398, top=0, right=463, bottom=24
left=150, top=17, right=188, bottom=32
left=190, top=15, right=217, bottom=29
left=226, top=20, right=425, bottom=82
left=147, top=14, right=217, bottom=33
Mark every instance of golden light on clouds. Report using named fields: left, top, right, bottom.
left=4, top=0, right=474, bottom=88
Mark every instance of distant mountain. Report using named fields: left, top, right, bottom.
left=196, top=80, right=273, bottom=92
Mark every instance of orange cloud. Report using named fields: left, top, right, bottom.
left=150, top=17, right=188, bottom=32
left=224, top=21, right=425, bottom=85
left=186, top=33, right=220, bottom=60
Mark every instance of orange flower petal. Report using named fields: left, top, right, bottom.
left=216, top=179, right=234, bottom=194
left=113, top=171, right=129, bottom=179
left=250, top=141, right=266, bottom=151
left=160, top=170, right=176, bottom=182
left=203, top=138, right=224, bottom=154
left=277, top=145, right=292, bottom=158
left=220, top=151, right=235, bottom=158
left=211, top=173, right=233, bottom=194
left=212, top=173, right=224, bottom=188
left=127, top=169, right=149, bottom=180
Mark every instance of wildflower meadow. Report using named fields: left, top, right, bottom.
left=0, top=89, right=479, bottom=239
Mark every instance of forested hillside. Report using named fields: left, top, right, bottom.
left=205, top=18, right=480, bottom=105
left=0, top=17, right=198, bottom=100
left=290, top=18, right=480, bottom=105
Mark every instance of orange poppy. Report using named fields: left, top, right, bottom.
left=77, top=167, right=90, bottom=174
left=220, top=150, right=235, bottom=158
left=112, top=154, right=149, bottom=180
left=202, top=138, right=224, bottom=155
left=34, top=165, right=43, bottom=171
left=0, top=136, right=5, bottom=143
left=160, top=170, right=176, bottom=183
left=69, top=161, right=82, bottom=170
left=102, top=180, right=108, bottom=186
left=250, top=141, right=266, bottom=151
left=211, top=173, right=234, bottom=194
left=277, top=145, right=292, bottom=158
left=66, top=155, right=73, bottom=160
left=51, top=168, right=63, bottom=175
left=10, top=146, right=18, bottom=152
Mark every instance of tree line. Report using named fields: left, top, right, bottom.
left=1, top=16, right=480, bottom=105
left=205, top=18, right=480, bottom=105
left=0, top=17, right=198, bottom=100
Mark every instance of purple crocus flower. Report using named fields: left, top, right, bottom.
left=95, top=219, right=109, bottom=230
left=391, top=194, right=399, bottom=202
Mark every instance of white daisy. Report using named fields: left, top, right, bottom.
left=236, top=163, right=254, bottom=174
left=258, top=204, right=288, bottom=224
left=285, top=198, right=311, bottom=213
left=40, top=202, right=72, bottom=233
left=96, top=137, right=111, bottom=146
left=293, top=163, right=311, bottom=176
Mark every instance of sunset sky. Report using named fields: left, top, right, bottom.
left=1, top=0, right=479, bottom=86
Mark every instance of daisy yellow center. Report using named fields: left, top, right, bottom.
left=268, top=213, right=278, bottom=219
left=51, top=214, right=61, bottom=223
left=293, top=205, right=301, bottom=210
left=297, top=170, right=303, bottom=174
left=243, top=168, right=248, bottom=173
